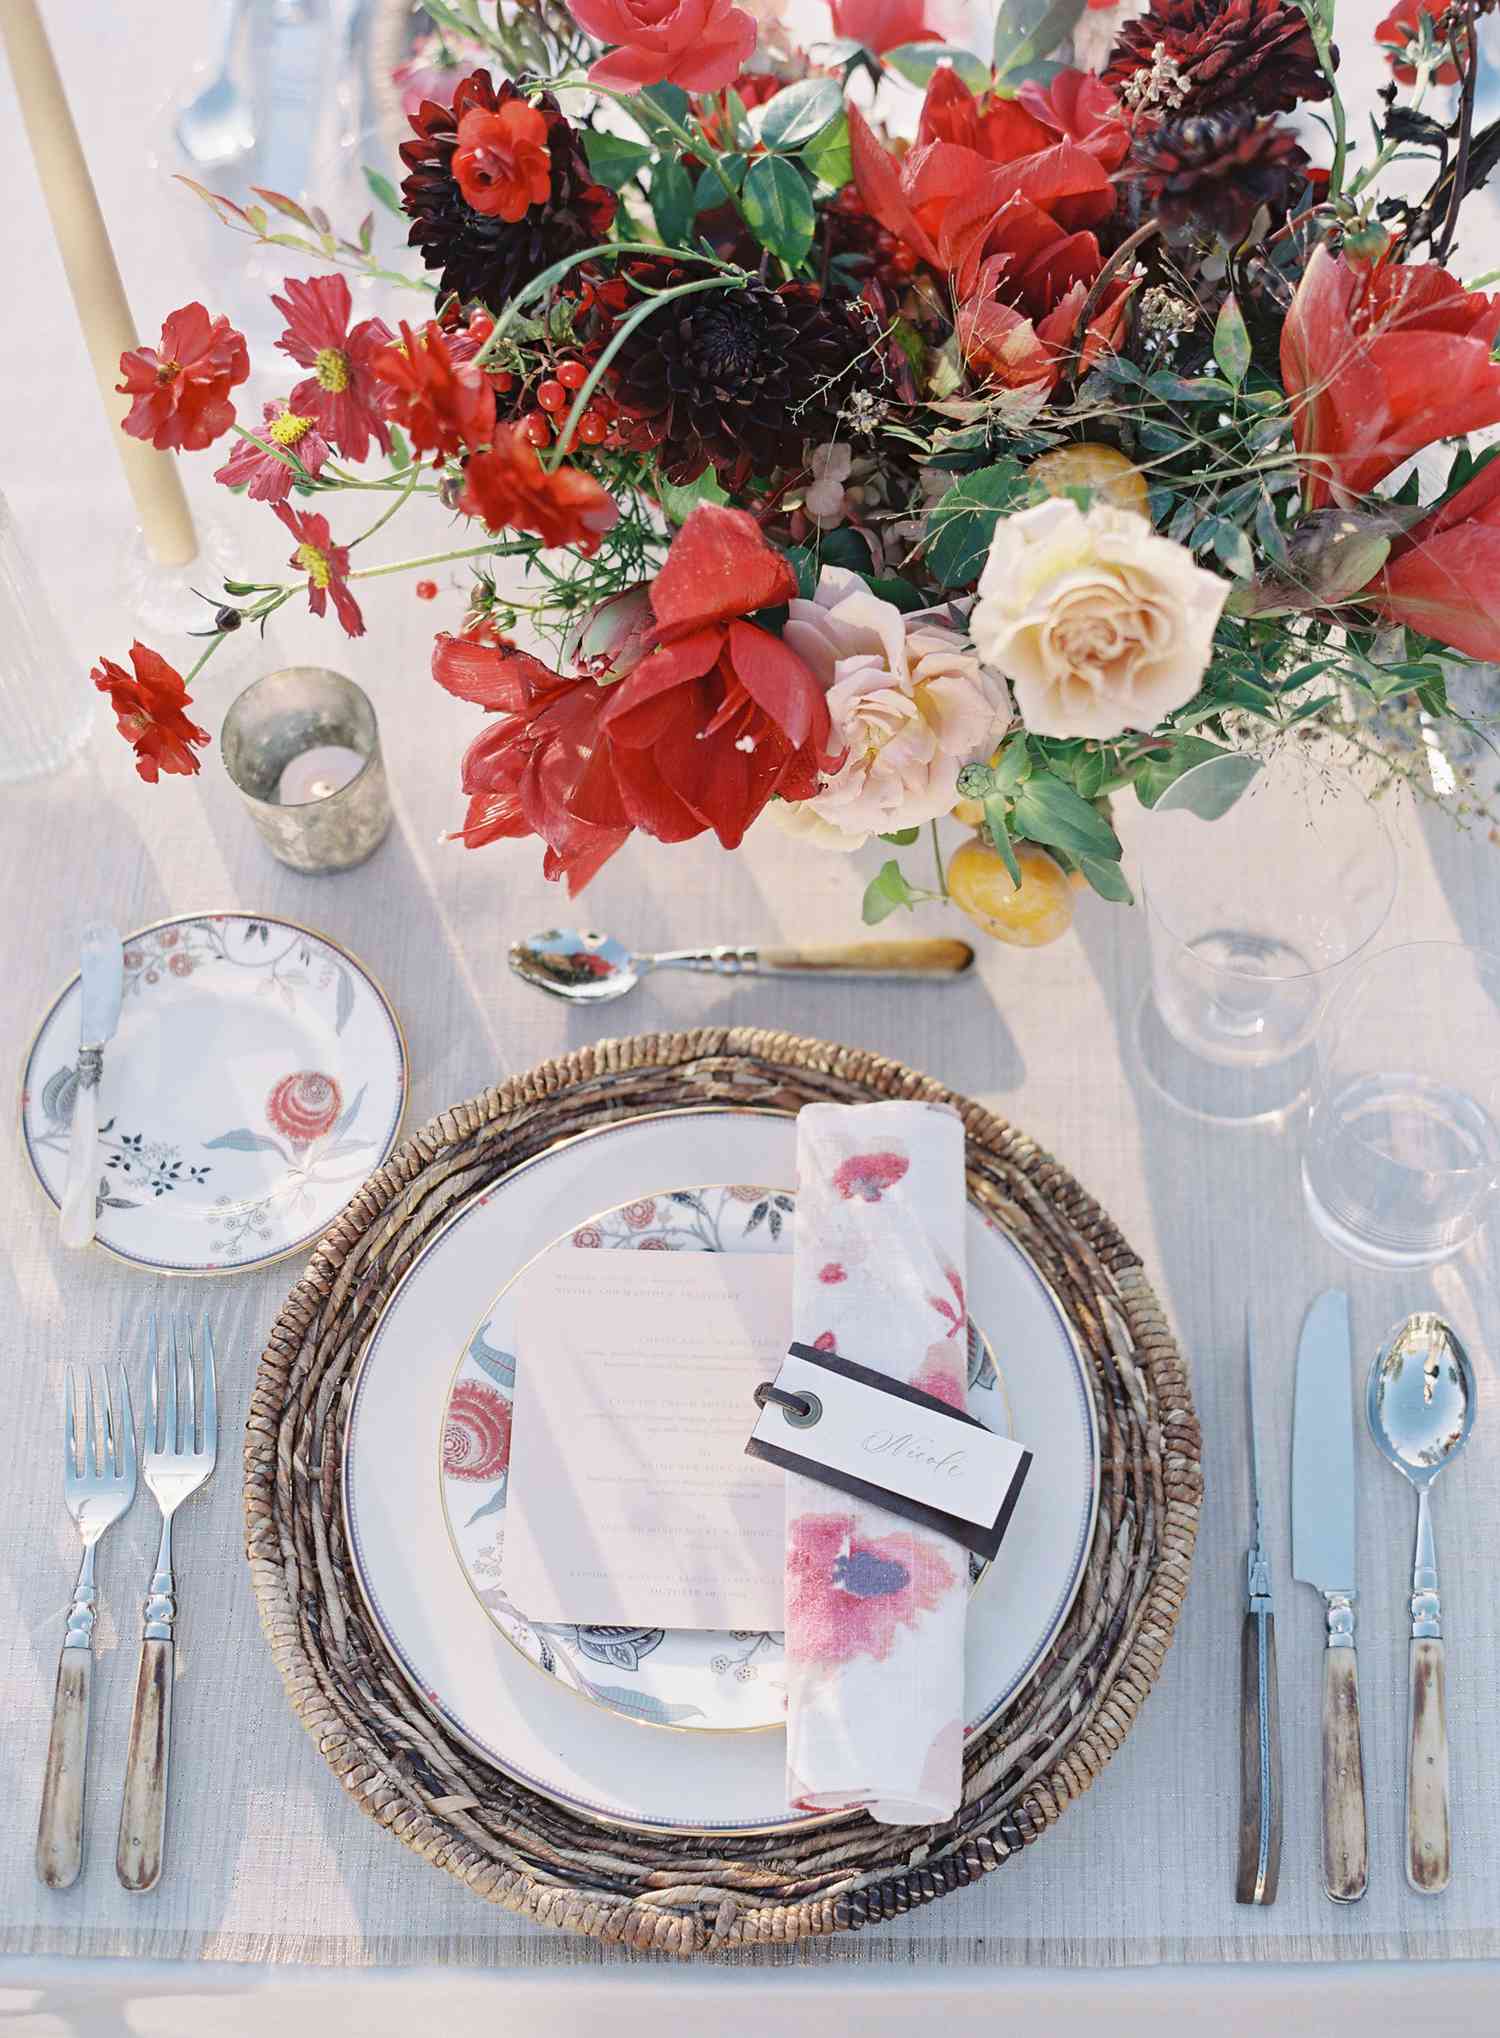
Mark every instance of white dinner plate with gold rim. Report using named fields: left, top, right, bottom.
left=439, top=1180, right=1011, bottom=1735
left=19, top=912, right=407, bottom=1274
left=344, top=1106, right=1100, bottom=1835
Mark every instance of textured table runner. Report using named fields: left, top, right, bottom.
left=5, top=0, right=1500, bottom=1972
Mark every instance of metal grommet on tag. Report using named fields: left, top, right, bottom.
left=753, top=1382, right=822, bottom=1428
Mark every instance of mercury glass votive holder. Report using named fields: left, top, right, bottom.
left=220, top=666, right=391, bottom=874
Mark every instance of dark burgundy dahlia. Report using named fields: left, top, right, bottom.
left=1133, top=109, right=1311, bottom=241
left=1105, top=0, right=1331, bottom=117
left=399, top=71, right=615, bottom=311
left=606, top=257, right=876, bottom=488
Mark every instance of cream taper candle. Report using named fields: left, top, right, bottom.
left=1, top=0, right=198, bottom=566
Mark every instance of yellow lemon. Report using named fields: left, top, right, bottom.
left=1027, top=442, right=1149, bottom=517
left=946, top=836, right=1075, bottom=948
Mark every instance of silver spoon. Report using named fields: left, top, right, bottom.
left=1366, top=1312, right=1478, bottom=1896
left=509, top=928, right=975, bottom=1004
left=174, top=0, right=255, bottom=169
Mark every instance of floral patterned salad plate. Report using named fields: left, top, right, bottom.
left=344, top=1108, right=1100, bottom=1834
left=440, top=1183, right=1010, bottom=1735
left=21, top=912, right=407, bottom=1274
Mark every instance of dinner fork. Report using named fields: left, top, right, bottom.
left=36, top=1364, right=136, bottom=1889
left=116, top=1316, right=217, bottom=1893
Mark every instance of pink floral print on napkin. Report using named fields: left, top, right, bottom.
left=786, top=1513, right=957, bottom=1666
left=831, top=1148, right=909, bottom=1202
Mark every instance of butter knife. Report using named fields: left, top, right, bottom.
left=1236, top=1312, right=1281, bottom=1905
left=1291, top=1288, right=1369, bottom=1903
left=59, top=924, right=124, bottom=1249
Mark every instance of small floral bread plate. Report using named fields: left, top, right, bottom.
left=20, top=912, right=407, bottom=1274
left=441, top=1183, right=1010, bottom=1734
left=345, top=1108, right=1098, bottom=1833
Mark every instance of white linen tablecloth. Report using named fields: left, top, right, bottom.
left=4, top=0, right=1500, bottom=1988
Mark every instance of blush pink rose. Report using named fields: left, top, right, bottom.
left=565, top=0, right=758, bottom=92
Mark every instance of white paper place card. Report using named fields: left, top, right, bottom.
left=501, top=1251, right=792, bottom=1629
left=747, top=1344, right=1033, bottom=1560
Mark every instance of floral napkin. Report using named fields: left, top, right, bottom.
left=784, top=1099, right=969, bottom=1825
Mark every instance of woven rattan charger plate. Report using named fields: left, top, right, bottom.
left=247, top=1029, right=1201, bottom=1955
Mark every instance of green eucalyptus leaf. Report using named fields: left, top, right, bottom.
left=982, top=800, right=1023, bottom=887
left=883, top=43, right=993, bottom=92
left=862, top=858, right=921, bottom=924
left=1134, top=740, right=1257, bottom=814
left=1078, top=854, right=1133, bottom=904
left=741, top=154, right=816, bottom=268
left=650, top=157, right=696, bottom=246
left=362, top=167, right=403, bottom=215
left=802, top=113, right=853, bottom=189
left=1212, top=293, right=1252, bottom=388
left=657, top=467, right=730, bottom=524
left=923, top=458, right=1034, bottom=587
left=1011, top=772, right=1121, bottom=859
left=880, top=826, right=922, bottom=845
left=755, top=76, right=843, bottom=150
left=585, top=133, right=655, bottom=190
left=992, top=0, right=1086, bottom=77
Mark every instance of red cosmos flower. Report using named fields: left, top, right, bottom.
left=785, top=1512, right=956, bottom=1665
left=1377, top=0, right=1466, bottom=85
left=272, top=502, right=365, bottom=637
left=212, top=399, right=330, bottom=502
left=91, top=643, right=210, bottom=784
left=117, top=302, right=249, bottom=452
left=849, top=68, right=1117, bottom=316
left=273, top=274, right=394, bottom=462
left=370, top=320, right=496, bottom=463
left=459, top=425, right=619, bottom=554
left=1281, top=245, right=1500, bottom=510
left=1364, top=457, right=1500, bottom=659
left=829, top=0, right=937, bottom=53
left=451, top=98, right=552, bottom=219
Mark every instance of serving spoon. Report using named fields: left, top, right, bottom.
left=509, top=928, right=975, bottom=1004
left=1366, top=1312, right=1478, bottom=1895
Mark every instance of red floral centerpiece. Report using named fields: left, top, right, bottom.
left=98, top=0, right=1500, bottom=945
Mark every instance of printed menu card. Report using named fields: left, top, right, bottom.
left=500, top=1250, right=791, bottom=1629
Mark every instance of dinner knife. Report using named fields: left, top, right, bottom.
left=1291, top=1288, right=1368, bottom=1903
left=1236, top=1312, right=1281, bottom=1905
left=59, top=924, right=124, bottom=1250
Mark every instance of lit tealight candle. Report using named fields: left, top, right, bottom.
left=276, top=744, right=366, bottom=806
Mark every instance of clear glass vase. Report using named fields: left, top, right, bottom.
left=0, top=490, right=94, bottom=785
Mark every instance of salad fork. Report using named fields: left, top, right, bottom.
left=116, top=1316, right=217, bottom=1893
left=37, top=1363, right=136, bottom=1889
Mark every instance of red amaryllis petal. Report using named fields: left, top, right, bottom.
left=916, top=64, right=985, bottom=151
left=1282, top=245, right=1500, bottom=509
left=433, top=630, right=563, bottom=709
left=602, top=631, right=726, bottom=743
left=848, top=103, right=941, bottom=267
left=1016, top=70, right=1130, bottom=170
left=724, top=620, right=829, bottom=752
left=647, top=505, right=798, bottom=638
left=1370, top=525, right=1500, bottom=658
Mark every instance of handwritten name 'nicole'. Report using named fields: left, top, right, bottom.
left=861, top=1429, right=967, bottom=1478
